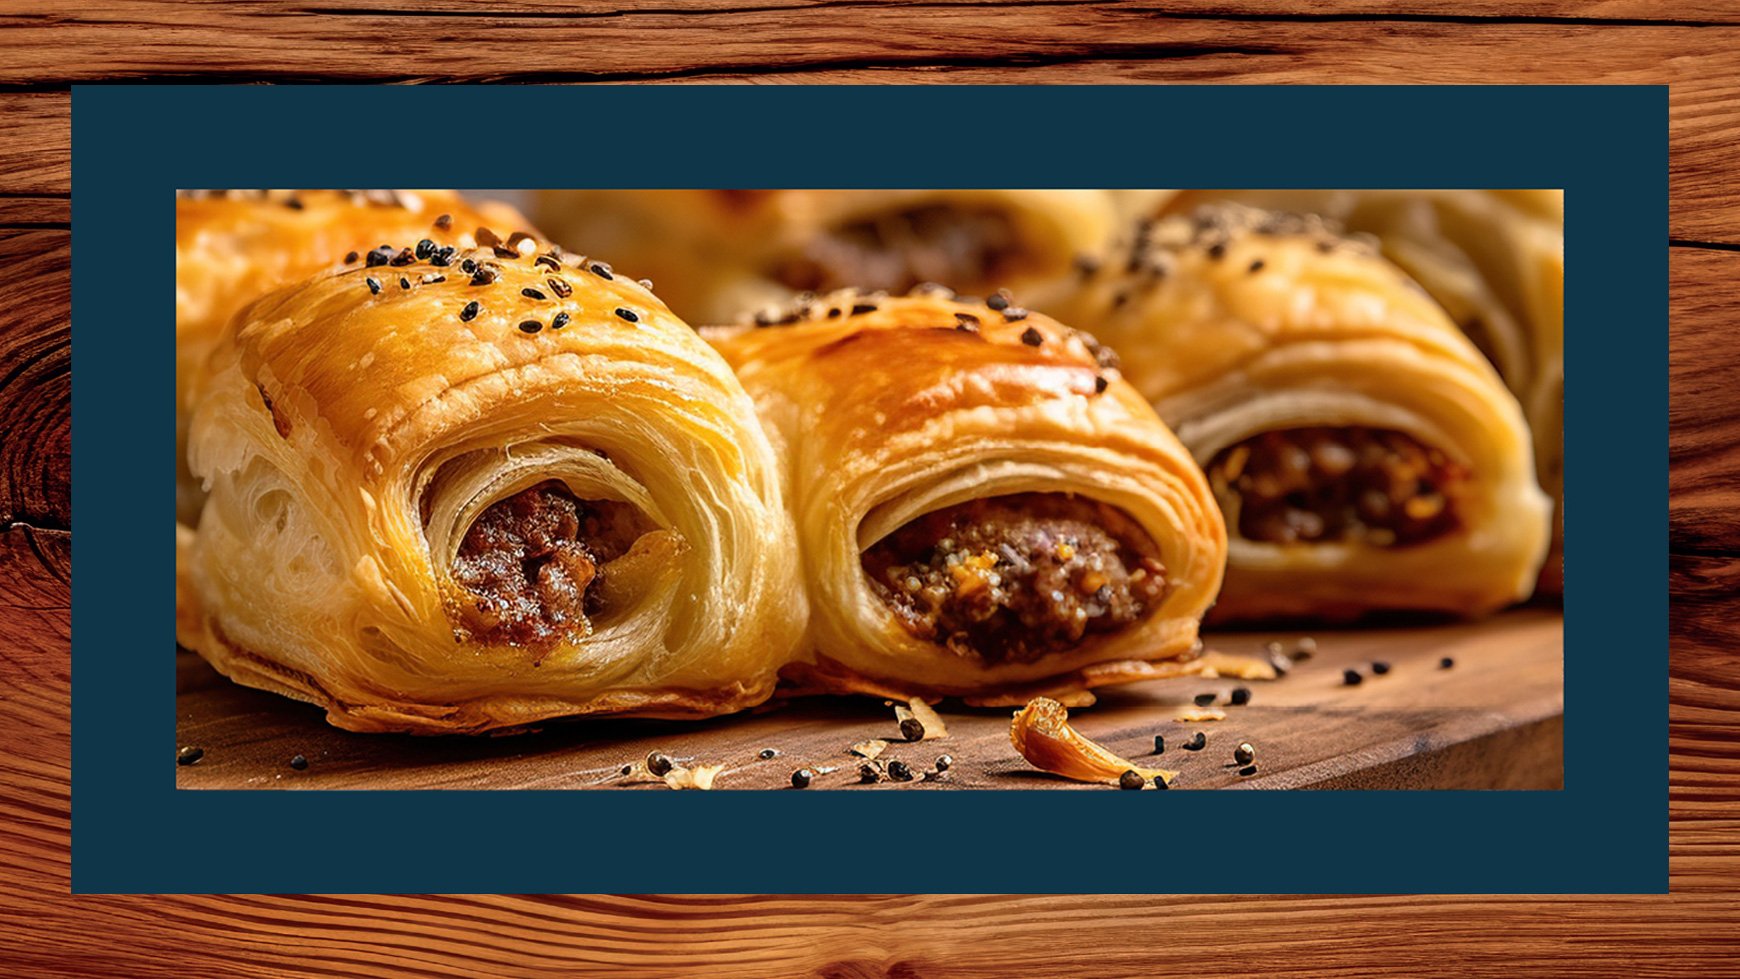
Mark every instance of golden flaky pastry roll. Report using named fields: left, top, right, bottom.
left=176, top=189, right=537, bottom=527
left=1051, top=205, right=1549, bottom=622
left=180, top=234, right=804, bottom=734
left=536, top=190, right=1172, bottom=325
left=1164, top=190, right=1563, bottom=594
left=705, top=288, right=1226, bottom=706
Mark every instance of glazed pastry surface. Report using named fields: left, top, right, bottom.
left=181, top=232, right=803, bottom=733
left=536, top=190, right=1172, bottom=324
left=1162, top=190, right=1563, bottom=594
left=706, top=288, right=1225, bottom=703
left=1051, top=204, right=1549, bottom=621
left=176, top=189, right=536, bottom=527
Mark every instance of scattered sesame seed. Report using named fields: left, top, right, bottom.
left=1229, top=686, right=1252, bottom=706
left=1239, top=765, right=1258, bottom=777
left=899, top=717, right=925, bottom=742
left=1207, top=241, right=1227, bottom=260
left=614, top=308, right=639, bottom=323
left=1020, top=327, right=1043, bottom=346
left=551, top=312, right=570, bottom=330
left=399, top=276, right=411, bottom=290
left=290, top=754, right=308, bottom=771
left=759, top=748, right=780, bottom=759
left=434, top=213, right=452, bottom=230
left=431, top=246, right=455, bottom=268
left=887, top=760, right=914, bottom=782
left=535, top=254, right=561, bottom=271
left=589, top=262, right=614, bottom=280
left=1193, top=692, right=1217, bottom=707
left=389, top=247, right=416, bottom=267
left=1343, top=669, right=1364, bottom=686
left=1119, top=770, right=1145, bottom=790
left=1371, top=661, right=1391, bottom=675
left=343, top=250, right=359, bottom=264
left=459, top=301, right=480, bottom=322
left=415, top=238, right=436, bottom=260
left=366, top=246, right=394, bottom=268
left=638, top=278, right=655, bottom=290
left=859, top=763, right=882, bottom=783
left=791, top=768, right=814, bottom=789
left=1233, top=743, right=1255, bottom=765
left=365, top=277, right=381, bottom=295
left=987, top=291, right=1011, bottom=311
left=518, top=320, right=542, bottom=334
left=1184, top=732, right=1207, bottom=751
left=521, top=287, right=546, bottom=301
left=935, top=755, right=952, bottom=772
left=646, top=752, right=674, bottom=777
left=1153, top=775, right=1171, bottom=789
left=1248, top=258, right=1266, bottom=274
left=548, top=277, right=572, bottom=298
left=1003, top=306, right=1029, bottom=321
left=1153, top=734, right=1165, bottom=754
left=176, top=746, right=204, bottom=766
left=470, top=265, right=498, bottom=286
left=851, top=303, right=877, bottom=316
left=1094, top=375, right=1110, bottom=394
left=285, top=197, right=305, bottom=210
left=1439, top=656, right=1456, bottom=670
left=955, top=312, right=980, bottom=328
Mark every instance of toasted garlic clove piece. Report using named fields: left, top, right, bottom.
left=1011, top=697, right=1177, bottom=787
left=663, top=764, right=725, bottom=790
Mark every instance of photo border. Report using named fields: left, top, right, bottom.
left=73, top=83, right=1663, bottom=893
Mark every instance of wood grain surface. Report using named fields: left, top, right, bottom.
left=175, top=612, right=1563, bottom=792
left=3, top=1, right=1739, bottom=974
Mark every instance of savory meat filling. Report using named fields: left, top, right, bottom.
left=449, top=482, right=642, bottom=648
left=1208, top=427, right=1467, bottom=547
left=862, top=494, right=1167, bottom=665
left=769, top=206, right=1021, bottom=295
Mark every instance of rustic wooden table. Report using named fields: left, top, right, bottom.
left=3, top=2, right=1738, bottom=974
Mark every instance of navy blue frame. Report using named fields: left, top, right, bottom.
left=72, top=84, right=1662, bottom=893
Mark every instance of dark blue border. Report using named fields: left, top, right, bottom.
left=73, top=84, right=1664, bottom=894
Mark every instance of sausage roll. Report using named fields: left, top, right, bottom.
left=1163, top=190, right=1564, bottom=594
left=704, top=288, right=1226, bottom=705
left=1051, top=205, right=1550, bottom=622
left=176, top=189, right=535, bottom=527
left=180, top=236, right=803, bottom=733
left=535, top=190, right=1171, bottom=325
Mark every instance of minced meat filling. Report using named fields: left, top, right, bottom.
left=1208, top=427, right=1467, bottom=547
left=449, top=482, right=641, bottom=649
left=863, top=494, right=1167, bottom=665
left=769, top=206, right=1021, bottom=295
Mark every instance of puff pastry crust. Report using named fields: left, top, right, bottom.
left=1051, top=205, right=1549, bottom=621
left=1164, top=190, right=1563, bottom=594
left=180, top=232, right=803, bottom=733
left=705, top=288, right=1226, bottom=704
left=535, top=190, right=1170, bottom=324
left=176, top=189, right=536, bottom=527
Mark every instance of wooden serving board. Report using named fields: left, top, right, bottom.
left=175, top=608, right=1561, bottom=791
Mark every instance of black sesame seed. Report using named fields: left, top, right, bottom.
left=614, top=308, right=639, bottom=323
left=1184, top=732, right=1207, bottom=751
left=365, top=277, right=382, bottom=295
left=1207, top=241, right=1227, bottom=260
left=759, top=747, right=780, bottom=760
left=535, top=254, right=561, bottom=271
left=431, top=246, right=455, bottom=268
left=366, top=246, right=394, bottom=268
left=887, top=760, right=914, bottom=782
left=1233, top=742, right=1255, bottom=765
left=1439, top=656, right=1456, bottom=670
left=620, top=764, right=633, bottom=776
left=1193, top=692, right=1217, bottom=707
left=851, top=303, right=877, bottom=316
left=1239, top=765, right=1258, bottom=777
left=389, top=247, right=416, bottom=267
left=1229, top=686, right=1251, bottom=706
left=1248, top=258, right=1266, bottom=274
left=791, top=768, right=814, bottom=789
left=459, top=301, right=480, bottom=323
left=435, top=213, right=452, bottom=230
left=935, top=754, right=952, bottom=772
left=589, top=262, right=614, bottom=280
left=551, top=312, right=570, bottom=331
left=859, top=763, right=882, bottom=783
left=285, top=197, right=305, bottom=210
left=290, top=754, right=309, bottom=771
left=518, top=320, right=542, bottom=334
left=1019, top=326, right=1043, bottom=347
left=521, top=287, right=546, bottom=301
left=1074, top=254, right=1102, bottom=276
left=460, top=258, right=477, bottom=274
left=1094, top=375, right=1109, bottom=394
left=1119, top=769, right=1145, bottom=790
left=470, top=266, right=498, bottom=286
left=1153, top=734, right=1165, bottom=754
left=646, top=752, right=673, bottom=777
left=343, top=250, right=359, bottom=264
left=1371, top=661, right=1391, bottom=676
left=899, top=717, right=925, bottom=742
left=1343, top=668, right=1364, bottom=686
left=415, top=238, right=436, bottom=260
left=1153, top=774, right=1171, bottom=790
left=399, top=276, right=411, bottom=290
left=548, top=277, right=572, bottom=298
left=176, top=746, right=204, bottom=766
left=986, top=291, right=1011, bottom=311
